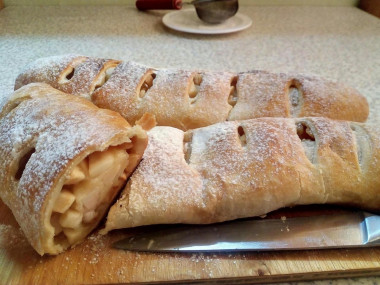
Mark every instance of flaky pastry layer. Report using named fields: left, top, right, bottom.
left=14, top=55, right=369, bottom=130
left=0, top=83, right=149, bottom=255
left=103, top=118, right=380, bottom=232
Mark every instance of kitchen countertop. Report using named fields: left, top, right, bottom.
left=0, top=4, right=380, bottom=285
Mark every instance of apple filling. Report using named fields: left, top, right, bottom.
left=50, top=143, right=133, bottom=246
left=188, top=73, right=203, bottom=103
left=139, top=72, right=156, bottom=99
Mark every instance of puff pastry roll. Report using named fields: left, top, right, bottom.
left=102, top=117, right=380, bottom=232
left=15, top=55, right=369, bottom=130
left=0, top=83, right=150, bottom=255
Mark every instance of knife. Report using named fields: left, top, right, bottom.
left=113, top=211, right=380, bottom=252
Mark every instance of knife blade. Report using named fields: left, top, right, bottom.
left=113, top=211, right=380, bottom=252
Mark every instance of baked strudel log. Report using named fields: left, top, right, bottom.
left=14, top=55, right=369, bottom=130
left=0, top=83, right=152, bottom=255
left=102, top=117, right=380, bottom=232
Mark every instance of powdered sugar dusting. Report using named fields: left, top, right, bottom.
left=189, top=118, right=307, bottom=221
left=106, top=126, right=205, bottom=229
left=14, top=54, right=83, bottom=90
left=0, top=83, right=134, bottom=253
left=107, top=118, right=322, bottom=230
left=110, top=115, right=380, bottom=230
left=229, top=71, right=368, bottom=122
left=230, top=72, right=290, bottom=120
left=0, top=224, right=29, bottom=248
left=92, top=61, right=151, bottom=123
left=15, top=55, right=368, bottom=131
left=59, top=57, right=114, bottom=100
left=94, top=61, right=234, bottom=130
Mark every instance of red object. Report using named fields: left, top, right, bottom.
left=136, top=0, right=183, bottom=10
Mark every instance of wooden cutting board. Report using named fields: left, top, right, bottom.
left=1, top=200, right=380, bottom=285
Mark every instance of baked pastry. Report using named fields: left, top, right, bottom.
left=14, top=55, right=121, bottom=101
left=15, top=55, right=369, bottom=130
left=102, top=117, right=380, bottom=232
left=0, top=83, right=152, bottom=255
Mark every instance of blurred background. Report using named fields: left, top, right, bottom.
left=0, top=0, right=379, bottom=18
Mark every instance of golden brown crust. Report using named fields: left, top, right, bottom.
left=14, top=55, right=369, bottom=130
left=296, top=77, right=369, bottom=122
left=103, top=117, right=380, bottom=232
left=228, top=71, right=369, bottom=122
left=102, top=127, right=206, bottom=232
left=91, top=61, right=234, bottom=130
left=135, top=112, right=157, bottom=131
left=14, top=55, right=120, bottom=100
left=0, top=83, right=148, bottom=255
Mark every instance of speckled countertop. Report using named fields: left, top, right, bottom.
left=1, top=4, right=380, bottom=123
left=0, top=4, right=380, bottom=285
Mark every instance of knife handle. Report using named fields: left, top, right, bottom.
left=136, top=0, right=183, bottom=10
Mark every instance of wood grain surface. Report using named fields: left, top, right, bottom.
left=1, top=201, right=380, bottom=284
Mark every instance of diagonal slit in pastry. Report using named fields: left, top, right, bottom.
left=91, top=61, right=121, bottom=93
left=228, top=76, right=238, bottom=107
left=15, top=147, right=36, bottom=180
left=138, top=71, right=156, bottom=99
left=296, top=120, right=317, bottom=164
left=58, top=57, right=87, bottom=84
left=0, top=83, right=151, bottom=255
left=350, top=123, right=372, bottom=171
left=188, top=73, right=203, bottom=104
left=183, top=132, right=193, bottom=163
left=288, top=79, right=304, bottom=117
left=237, top=125, right=247, bottom=147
